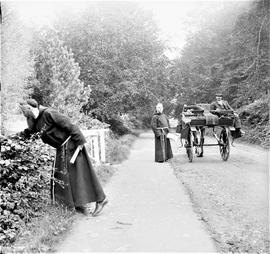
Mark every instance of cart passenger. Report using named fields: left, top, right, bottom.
left=210, top=93, right=244, bottom=137
left=151, top=103, right=173, bottom=162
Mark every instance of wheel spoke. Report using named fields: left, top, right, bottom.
left=219, top=129, right=230, bottom=161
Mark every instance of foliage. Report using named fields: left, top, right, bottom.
left=0, top=134, right=53, bottom=246
left=28, top=29, right=91, bottom=122
left=171, top=0, right=269, bottom=108
left=107, top=116, right=132, bottom=136
left=54, top=2, right=173, bottom=131
left=169, top=0, right=269, bottom=146
left=78, top=115, right=110, bottom=130
left=238, top=95, right=270, bottom=147
left=1, top=2, right=33, bottom=135
left=106, top=132, right=137, bottom=164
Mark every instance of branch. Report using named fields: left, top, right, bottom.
left=255, top=15, right=268, bottom=72
left=243, top=15, right=268, bottom=74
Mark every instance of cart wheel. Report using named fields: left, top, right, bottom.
left=219, top=128, right=230, bottom=161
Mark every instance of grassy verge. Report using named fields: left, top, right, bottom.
left=236, top=125, right=270, bottom=149
left=106, top=133, right=138, bottom=164
left=7, top=205, right=76, bottom=253
left=3, top=133, right=137, bottom=253
left=238, top=97, right=269, bottom=148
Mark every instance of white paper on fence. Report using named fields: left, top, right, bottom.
left=167, top=133, right=180, bottom=142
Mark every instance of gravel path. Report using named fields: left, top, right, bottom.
left=56, top=132, right=216, bottom=252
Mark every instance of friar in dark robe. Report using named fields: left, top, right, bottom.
left=151, top=103, right=173, bottom=162
left=19, top=99, right=108, bottom=216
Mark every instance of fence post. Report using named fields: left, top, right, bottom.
left=99, top=129, right=106, bottom=163
left=93, top=136, right=100, bottom=165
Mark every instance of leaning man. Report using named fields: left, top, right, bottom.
left=19, top=99, right=108, bottom=216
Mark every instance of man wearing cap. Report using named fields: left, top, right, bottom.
left=210, top=93, right=244, bottom=137
left=19, top=99, right=108, bottom=216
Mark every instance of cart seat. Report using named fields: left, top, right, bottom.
left=197, top=103, right=211, bottom=112
left=181, top=103, right=234, bottom=127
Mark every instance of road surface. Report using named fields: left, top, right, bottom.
left=56, top=132, right=217, bottom=252
left=171, top=132, right=269, bottom=252
left=56, top=131, right=269, bottom=252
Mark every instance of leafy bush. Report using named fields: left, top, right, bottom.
left=106, top=133, right=137, bottom=164
left=239, top=98, right=269, bottom=126
left=78, top=114, right=110, bottom=130
left=0, top=135, right=53, bottom=246
left=28, top=29, right=90, bottom=122
left=107, top=113, right=145, bottom=135
left=239, top=97, right=269, bottom=147
left=107, top=117, right=132, bottom=136
left=141, top=116, right=152, bottom=129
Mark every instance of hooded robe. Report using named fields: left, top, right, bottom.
left=151, top=112, right=173, bottom=162
left=23, top=106, right=105, bottom=208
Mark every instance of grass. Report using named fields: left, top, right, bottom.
left=8, top=204, right=76, bottom=253
left=238, top=125, right=270, bottom=148
left=106, top=133, right=137, bottom=164
left=96, top=164, right=117, bottom=185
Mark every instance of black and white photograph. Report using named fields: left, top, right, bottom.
left=0, top=0, right=269, bottom=252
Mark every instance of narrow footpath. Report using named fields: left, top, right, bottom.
left=57, top=132, right=217, bottom=252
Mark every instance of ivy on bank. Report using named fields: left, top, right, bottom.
left=0, top=135, right=54, bottom=246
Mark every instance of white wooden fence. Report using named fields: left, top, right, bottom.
left=82, top=129, right=109, bottom=165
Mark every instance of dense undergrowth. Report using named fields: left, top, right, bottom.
left=106, top=133, right=138, bottom=164
left=239, top=97, right=269, bottom=148
left=0, top=135, right=54, bottom=247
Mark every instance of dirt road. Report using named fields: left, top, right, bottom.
left=56, top=132, right=217, bottom=252
left=171, top=134, right=269, bottom=252
left=56, top=132, right=268, bottom=252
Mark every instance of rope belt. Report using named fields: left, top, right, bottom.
left=156, top=127, right=168, bottom=162
left=51, top=136, right=71, bottom=205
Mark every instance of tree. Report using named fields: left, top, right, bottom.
left=171, top=0, right=269, bottom=108
left=28, top=29, right=90, bottom=121
left=54, top=2, right=172, bottom=129
left=1, top=2, right=32, bottom=134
